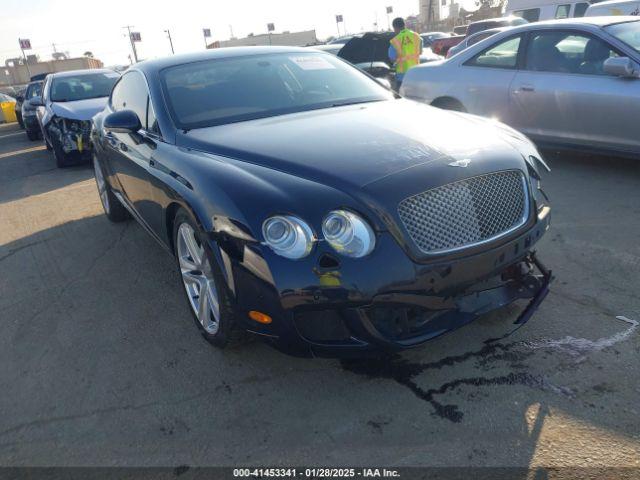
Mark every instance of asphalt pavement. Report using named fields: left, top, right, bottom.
left=0, top=121, right=639, bottom=468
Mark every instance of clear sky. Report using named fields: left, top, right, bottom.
left=1, top=0, right=427, bottom=67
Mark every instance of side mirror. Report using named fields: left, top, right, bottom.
left=604, top=57, right=640, bottom=78
left=104, top=110, right=141, bottom=134
left=30, top=96, right=43, bottom=107
left=376, top=77, right=392, bottom=89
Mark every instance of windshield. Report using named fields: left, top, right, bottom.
left=26, top=82, right=42, bottom=99
left=50, top=72, right=119, bottom=102
left=604, top=20, right=640, bottom=54
left=161, top=52, right=393, bottom=129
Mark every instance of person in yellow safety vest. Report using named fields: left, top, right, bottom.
left=388, top=17, right=423, bottom=89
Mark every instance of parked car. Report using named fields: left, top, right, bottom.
left=467, top=16, right=530, bottom=36
left=402, top=17, right=640, bottom=158
left=431, top=35, right=465, bottom=56
left=338, top=31, right=441, bottom=86
left=586, top=0, right=640, bottom=15
left=446, top=27, right=510, bottom=57
left=0, top=93, right=17, bottom=124
left=310, top=44, right=343, bottom=56
left=91, top=46, right=552, bottom=357
left=506, top=0, right=591, bottom=22
left=21, top=81, right=44, bottom=140
left=420, top=31, right=450, bottom=47
left=328, top=35, right=357, bottom=45
left=433, top=17, right=529, bottom=56
left=32, top=69, right=119, bottom=167
left=14, top=87, right=27, bottom=128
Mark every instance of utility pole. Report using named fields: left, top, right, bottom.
left=164, top=29, right=175, bottom=54
left=123, top=25, right=139, bottom=63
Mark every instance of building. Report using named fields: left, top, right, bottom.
left=0, top=56, right=104, bottom=87
left=420, top=0, right=446, bottom=25
left=209, top=30, right=318, bottom=48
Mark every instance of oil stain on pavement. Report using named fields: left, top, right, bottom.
left=341, top=315, right=638, bottom=423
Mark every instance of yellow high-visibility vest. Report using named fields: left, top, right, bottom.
left=391, top=29, right=422, bottom=74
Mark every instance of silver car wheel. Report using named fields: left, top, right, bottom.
left=177, top=222, right=221, bottom=334
left=93, top=156, right=110, bottom=215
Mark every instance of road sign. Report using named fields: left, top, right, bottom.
left=336, top=15, right=343, bottom=23
left=267, top=23, right=275, bottom=32
left=130, top=32, right=141, bottom=42
left=203, top=28, right=211, bottom=37
left=19, top=39, right=32, bottom=50
left=386, top=6, right=393, bottom=14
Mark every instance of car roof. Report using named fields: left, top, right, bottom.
left=508, top=15, right=640, bottom=29
left=470, top=15, right=524, bottom=25
left=49, top=68, right=118, bottom=78
left=135, top=46, right=315, bottom=75
left=589, top=0, right=640, bottom=6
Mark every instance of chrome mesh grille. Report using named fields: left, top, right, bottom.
left=398, top=170, right=528, bottom=254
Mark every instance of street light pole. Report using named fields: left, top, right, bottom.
left=123, top=25, right=139, bottom=63
left=164, top=29, right=175, bottom=54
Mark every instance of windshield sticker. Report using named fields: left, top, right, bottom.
left=289, top=56, right=336, bottom=70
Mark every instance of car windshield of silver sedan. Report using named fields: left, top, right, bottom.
left=161, top=52, right=394, bottom=129
left=604, top=20, right=640, bottom=54
left=50, top=73, right=118, bottom=102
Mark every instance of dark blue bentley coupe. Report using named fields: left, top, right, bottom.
left=91, top=46, right=552, bottom=357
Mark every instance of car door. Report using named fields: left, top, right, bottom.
left=458, top=33, right=526, bottom=123
left=105, top=71, right=163, bottom=234
left=509, top=29, right=640, bottom=152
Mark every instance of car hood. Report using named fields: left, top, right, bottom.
left=51, top=97, right=108, bottom=121
left=179, top=99, right=527, bottom=191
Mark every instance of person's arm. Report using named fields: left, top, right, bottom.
left=388, top=44, right=398, bottom=63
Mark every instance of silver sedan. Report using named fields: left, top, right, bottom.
left=401, top=17, right=640, bottom=158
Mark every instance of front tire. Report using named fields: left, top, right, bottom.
left=51, top=137, right=69, bottom=168
left=26, top=129, right=39, bottom=141
left=173, top=208, right=242, bottom=348
left=93, top=154, right=128, bottom=222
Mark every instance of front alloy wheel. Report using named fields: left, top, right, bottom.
left=173, top=209, right=242, bottom=348
left=177, top=222, right=221, bottom=335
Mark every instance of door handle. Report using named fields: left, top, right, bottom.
left=519, top=85, right=535, bottom=92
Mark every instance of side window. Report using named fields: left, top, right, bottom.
left=555, top=4, right=571, bottom=18
left=514, top=8, right=541, bottom=22
left=109, top=71, right=148, bottom=128
left=146, top=97, right=160, bottom=135
left=525, top=32, right=619, bottom=75
left=465, top=35, right=522, bottom=69
left=573, top=2, right=589, bottom=17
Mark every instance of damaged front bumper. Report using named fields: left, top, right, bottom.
left=47, top=117, right=93, bottom=157
left=286, top=252, right=552, bottom=356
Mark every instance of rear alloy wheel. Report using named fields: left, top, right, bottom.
left=173, top=209, right=242, bottom=348
left=93, top=154, right=128, bottom=222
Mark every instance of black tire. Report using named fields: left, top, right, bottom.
left=45, top=136, right=52, bottom=151
left=173, top=208, right=243, bottom=349
left=17, top=112, right=24, bottom=129
left=51, top=137, right=69, bottom=168
left=93, top=154, right=129, bottom=223
left=431, top=97, right=467, bottom=112
left=26, top=129, right=38, bottom=141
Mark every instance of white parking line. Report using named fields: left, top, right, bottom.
left=0, top=131, right=25, bottom=139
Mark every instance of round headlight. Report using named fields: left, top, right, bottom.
left=322, top=210, right=375, bottom=258
left=262, top=215, right=315, bottom=259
